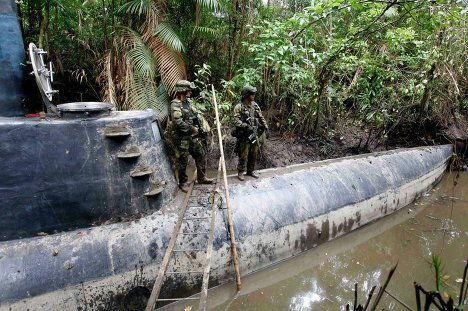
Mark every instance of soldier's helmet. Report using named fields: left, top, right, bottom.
left=175, top=80, right=191, bottom=93
left=241, top=85, right=257, bottom=99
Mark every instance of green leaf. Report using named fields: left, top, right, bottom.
left=192, top=26, right=219, bottom=39
left=196, top=0, right=219, bottom=11
left=117, top=0, right=155, bottom=17
left=350, top=0, right=363, bottom=10
left=118, top=26, right=157, bottom=79
left=154, top=22, right=184, bottom=52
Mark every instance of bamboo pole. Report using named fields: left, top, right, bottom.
left=211, top=85, right=242, bottom=292
left=145, top=180, right=195, bottom=311
left=199, top=158, right=222, bottom=311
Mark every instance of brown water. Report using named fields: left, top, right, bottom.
left=164, top=171, right=468, bottom=311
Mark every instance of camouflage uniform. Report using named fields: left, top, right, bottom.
left=170, top=81, right=210, bottom=187
left=233, top=86, right=268, bottom=179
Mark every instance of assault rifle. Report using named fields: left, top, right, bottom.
left=245, top=117, right=261, bottom=148
left=247, top=128, right=258, bottom=145
left=191, top=116, right=208, bottom=148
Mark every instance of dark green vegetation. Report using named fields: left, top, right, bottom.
left=411, top=255, right=468, bottom=311
left=19, top=0, right=467, bottom=147
left=347, top=258, right=468, bottom=310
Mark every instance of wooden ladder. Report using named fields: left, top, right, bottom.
left=145, top=162, right=222, bottom=311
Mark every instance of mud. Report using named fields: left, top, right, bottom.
left=198, top=171, right=468, bottom=310
left=205, top=114, right=468, bottom=173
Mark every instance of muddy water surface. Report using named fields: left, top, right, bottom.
left=165, top=171, right=468, bottom=311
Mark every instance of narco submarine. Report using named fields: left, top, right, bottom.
left=0, top=1, right=452, bottom=310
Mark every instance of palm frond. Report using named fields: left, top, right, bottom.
left=192, top=26, right=219, bottom=39
left=196, top=0, right=219, bottom=11
left=117, top=0, right=154, bottom=17
left=147, top=37, right=186, bottom=96
left=140, top=2, right=163, bottom=39
left=99, top=0, right=185, bottom=111
left=130, top=74, right=171, bottom=120
left=103, top=51, right=117, bottom=106
left=122, top=63, right=135, bottom=110
left=195, top=0, right=219, bottom=26
left=154, top=22, right=185, bottom=52
left=154, top=83, right=171, bottom=120
left=130, top=73, right=158, bottom=110
left=118, top=26, right=157, bottom=79
left=156, top=82, right=170, bottom=100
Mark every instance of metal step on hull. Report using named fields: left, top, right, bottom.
left=0, top=145, right=452, bottom=310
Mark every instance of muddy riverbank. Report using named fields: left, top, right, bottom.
left=204, top=117, right=468, bottom=172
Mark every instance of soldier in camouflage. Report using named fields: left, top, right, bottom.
left=233, top=85, right=268, bottom=181
left=170, top=80, right=214, bottom=192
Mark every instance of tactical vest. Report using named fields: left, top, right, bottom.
left=240, top=102, right=261, bottom=126
left=182, top=101, right=197, bottom=121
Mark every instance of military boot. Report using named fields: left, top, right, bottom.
left=237, top=172, right=245, bottom=181
left=198, top=177, right=215, bottom=184
left=179, top=183, right=190, bottom=193
left=247, top=171, right=259, bottom=179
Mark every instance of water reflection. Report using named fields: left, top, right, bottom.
left=289, top=279, right=324, bottom=311
left=161, top=171, right=467, bottom=310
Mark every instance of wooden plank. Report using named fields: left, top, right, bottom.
left=183, top=216, right=211, bottom=220
left=211, top=85, right=242, bottom=292
left=199, top=158, right=222, bottom=311
left=166, top=271, right=204, bottom=274
left=145, top=180, right=195, bottom=311
left=156, top=298, right=199, bottom=302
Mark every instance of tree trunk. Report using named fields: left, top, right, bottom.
left=418, top=62, right=436, bottom=121
left=28, top=0, right=43, bottom=35
left=419, top=32, right=444, bottom=122
left=38, top=0, right=49, bottom=49
left=102, top=0, right=108, bottom=50
left=111, top=0, right=115, bottom=27
left=54, top=2, right=58, bottom=33
left=227, top=6, right=238, bottom=79
left=312, top=69, right=331, bottom=135
left=27, top=0, right=33, bottom=33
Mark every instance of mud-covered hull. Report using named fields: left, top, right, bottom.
left=0, top=0, right=453, bottom=308
left=0, top=111, right=176, bottom=241
left=0, top=145, right=452, bottom=310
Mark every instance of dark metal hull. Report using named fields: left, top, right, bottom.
left=0, top=0, right=25, bottom=117
left=0, top=111, right=176, bottom=241
left=0, top=144, right=452, bottom=310
left=0, top=0, right=453, bottom=308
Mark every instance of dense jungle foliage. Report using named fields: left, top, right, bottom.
left=19, top=0, right=468, bottom=145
